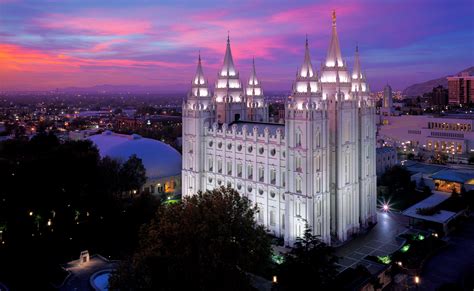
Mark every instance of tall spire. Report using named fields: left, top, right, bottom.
left=299, top=35, right=314, bottom=78
left=325, top=10, right=343, bottom=67
left=247, top=58, right=262, bottom=96
left=351, top=45, right=369, bottom=94
left=190, top=52, right=209, bottom=98
left=194, top=51, right=206, bottom=85
left=249, top=57, right=258, bottom=85
left=352, top=44, right=362, bottom=80
left=221, top=33, right=237, bottom=77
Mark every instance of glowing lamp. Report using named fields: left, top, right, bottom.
left=382, top=204, right=389, bottom=212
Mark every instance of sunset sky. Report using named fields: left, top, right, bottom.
left=1, top=0, right=473, bottom=92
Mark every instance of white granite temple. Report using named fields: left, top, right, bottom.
left=182, top=11, right=377, bottom=245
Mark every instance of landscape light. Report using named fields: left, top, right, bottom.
left=29, top=211, right=33, bottom=216
left=414, top=276, right=420, bottom=285
left=272, top=276, right=278, bottom=284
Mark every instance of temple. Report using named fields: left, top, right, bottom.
left=182, top=11, right=377, bottom=245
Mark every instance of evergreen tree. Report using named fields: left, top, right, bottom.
left=277, top=226, right=339, bottom=290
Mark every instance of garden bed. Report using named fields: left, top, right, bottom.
left=365, top=232, right=446, bottom=271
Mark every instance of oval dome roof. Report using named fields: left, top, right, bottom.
left=89, top=132, right=182, bottom=180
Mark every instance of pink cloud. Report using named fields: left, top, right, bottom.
left=36, top=14, right=152, bottom=35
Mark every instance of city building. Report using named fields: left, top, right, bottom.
left=430, top=85, right=449, bottom=107
left=447, top=72, right=473, bottom=105
left=379, top=84, right=395, bottom=125
left=378, top=114, right=474, bottom=155
left=182, top=12, right=377, bottom=245
left=376, top=147, right=398, bottom=175
left=89, top=131, right=182, bottom=196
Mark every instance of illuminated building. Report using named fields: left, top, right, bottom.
left=447, top=72, right=474, bottom=105
left=182, top=11, right=377, bottom=245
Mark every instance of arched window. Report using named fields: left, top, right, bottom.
left=296, top=177, right=302, bottom=193
left=296, top=131, right=302, bottom=147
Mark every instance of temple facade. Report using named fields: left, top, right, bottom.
left=182, top=12, right=377, bottom=245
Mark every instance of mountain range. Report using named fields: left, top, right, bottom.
left=403, top=66, right=474, bottom=97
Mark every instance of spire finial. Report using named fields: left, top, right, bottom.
left=332, top=10, right=336, bottom=25
left=305, top=34, right=308, bottom=47
left=198, top=50, right=201, bottom=62
left=227, top=31, right=230, bottom=43
left=356, top=43, right=359, bottom=53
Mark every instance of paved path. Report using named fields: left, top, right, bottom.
left=419, top=215, right=474, bottom=290
left=335, top=211, right=409, bottom=273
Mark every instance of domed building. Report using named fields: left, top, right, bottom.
left=89, top=131, right=182, bottom=196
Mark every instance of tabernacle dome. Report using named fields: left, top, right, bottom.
left=89, top=131, right=181, bottom=196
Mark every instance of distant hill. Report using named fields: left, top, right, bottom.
left=403, top=66, right=474, bottom=97
left=60, top=84, right=186, bottom=94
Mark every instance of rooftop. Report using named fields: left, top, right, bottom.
left=89, top=131, right=182, bottom=180
left=405, top=162, right=447, bottom=175
left=376, top=147, right=396, bottom=154
left=431, top=169, right=474, bottom=184
left=402, top=192, right=456, bottom=224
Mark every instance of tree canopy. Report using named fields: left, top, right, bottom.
left=276, top=226, right=339, bottom=290
left=0, top=133, right=152, bottom=289
left=110, top=187, right=272, bottom=291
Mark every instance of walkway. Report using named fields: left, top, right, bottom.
left=335, top=211, right=409, bottom=273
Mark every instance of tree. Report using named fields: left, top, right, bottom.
left=110, top=187, right=272, bottom=290
left=277, top=226, right=339, bottom=290
left=119, top=154, right=147, bottom=194
left=0, top=135, right=157, bottom=289
left=378, top=165, right=416, bottom=206
left=468, top=153, right=474, bottom=165
left=451, top=188, right=459, bottom=198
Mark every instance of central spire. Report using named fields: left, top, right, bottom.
left=325, top=10, right=343, bottom=67
left=220, top=33, right=237, bottom=77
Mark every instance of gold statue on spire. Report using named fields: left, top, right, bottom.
left=332, top=10, right=336, bottom=24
